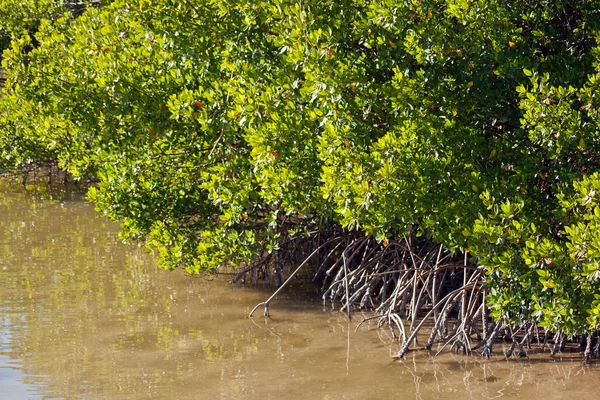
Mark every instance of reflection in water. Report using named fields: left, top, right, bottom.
left=1, top=326, right=44, bottom=399
left=0, top=181, right=599, bottom=399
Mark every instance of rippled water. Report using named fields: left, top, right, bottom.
left=0, top=181, right=599, bottom=399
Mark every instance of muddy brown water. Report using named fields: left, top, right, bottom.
left=0, top=182, right=599, bottom=399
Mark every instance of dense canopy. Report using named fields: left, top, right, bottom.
left=2, top=0, right=600, bottom=352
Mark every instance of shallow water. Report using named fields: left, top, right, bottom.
left=0, top=182, right=599, bottom=399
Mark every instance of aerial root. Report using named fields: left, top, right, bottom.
left=241, top=229, right=600, bottom=359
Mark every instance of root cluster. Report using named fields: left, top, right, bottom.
left=244, top=228, right=600, bottom=360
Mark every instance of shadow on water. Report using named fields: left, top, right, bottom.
left=0, top=180, right=599, bottom=399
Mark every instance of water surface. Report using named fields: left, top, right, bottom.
left=0, top=182, right=598, bottom=399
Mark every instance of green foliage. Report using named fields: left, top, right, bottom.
left=0, top=0, right=65, bottom=44
left=0, top=1, right=107, bottom=58
left=2, top=0, right=600, bottom=335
